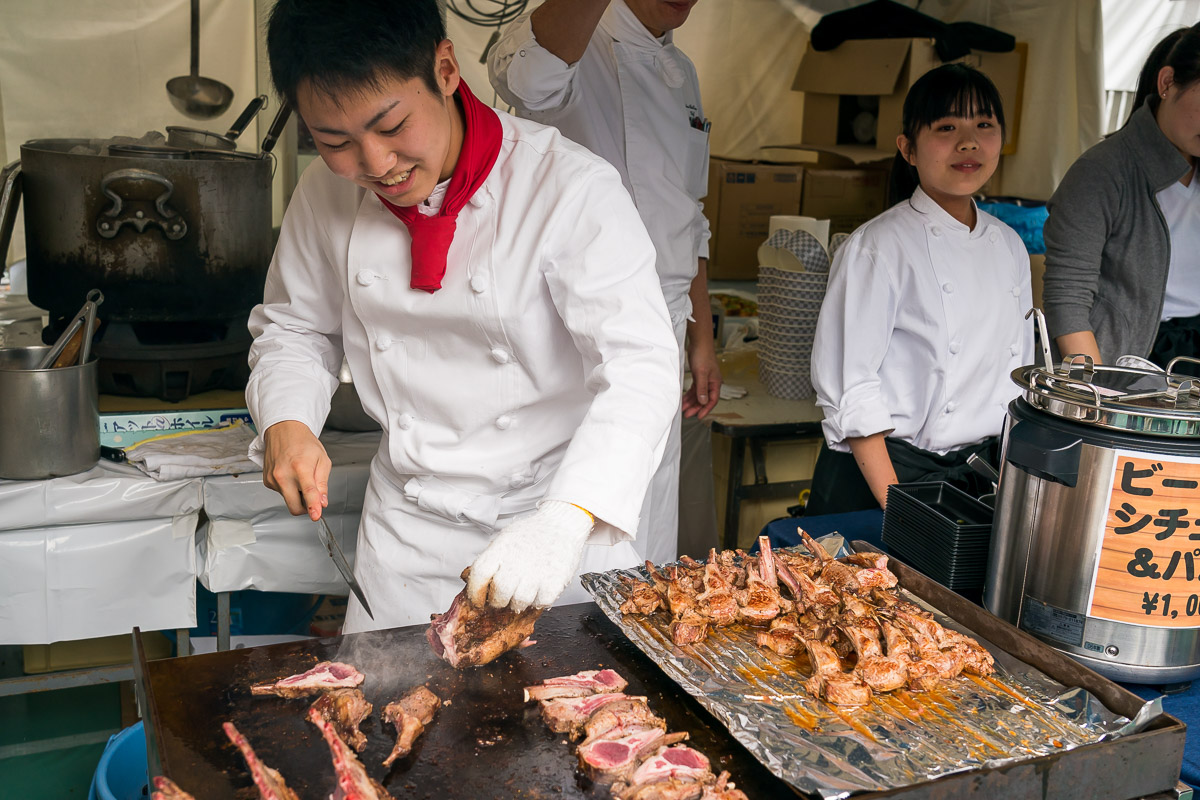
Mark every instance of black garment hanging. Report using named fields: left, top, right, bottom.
left=810, top=0, right=1015, bottom=62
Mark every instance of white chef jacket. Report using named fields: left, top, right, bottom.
left=811, top=187, right=1033, bottom=455
left=488, top=0, right=711, bottom=312
left=245, top=111, right=679, bottom=629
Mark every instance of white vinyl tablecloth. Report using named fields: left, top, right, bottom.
left=0, top=430, right=381, bottom=645
left=0, top=461, right=202, bottom=644
left=196, top=431, right=378, bottom=594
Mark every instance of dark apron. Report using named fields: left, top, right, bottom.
left=1150, top=313, right=1200, bottom=376
left=805, top=437, right=999, bottom=516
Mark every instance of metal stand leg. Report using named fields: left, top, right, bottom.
left=176, top=628, right=190, bottom=658
left=217, top=592, right=231, bottom=652
left=723, top=437, right=746, bottom=551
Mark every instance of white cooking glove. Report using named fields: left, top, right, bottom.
left=467, top=500, right=595, bottom=613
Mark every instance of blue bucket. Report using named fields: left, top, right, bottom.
left=88, top=721, right=148, bottom=800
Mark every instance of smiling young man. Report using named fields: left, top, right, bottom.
left=251, top=0, right=680, bottom=632
left=489, top=0, right=720, bottom=567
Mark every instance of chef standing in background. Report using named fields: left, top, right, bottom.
left=251, top=0, right=680, bottom=632
left=489, top=0, right=720, bottom=567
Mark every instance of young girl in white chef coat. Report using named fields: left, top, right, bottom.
left=807, top=64, right=1033, bottom=515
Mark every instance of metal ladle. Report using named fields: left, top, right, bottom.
left=166, top=0, right=234, bottom=120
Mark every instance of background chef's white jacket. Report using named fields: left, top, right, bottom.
left=811, top=187, right=1034, bottom=455
left=245, top=112, right=680, bottom=543
left=488, top=0, right=711, bottom=311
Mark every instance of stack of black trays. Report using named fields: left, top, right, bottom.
left=882, top=482, right=994, bottom=593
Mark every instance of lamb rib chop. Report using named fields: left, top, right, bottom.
left=427, top=568, right=543, bottom=668
left=578, top=728, right=690, bottom=782
left=524, top=668, right=628, bottom=702
left=307, top=706, right=395, bottom=800
left=614, top=745, right=714, bottom=800
left=251, top=661, right=364, bottom=698
left=541, top=692, right=643, bottom=736
left=381, top=685, right=442, bottom=767
left=578, top=698, right=666, bottom=745
left=151, top=776, right=196, bottom=800
left=222, top=722, right=300, bottom=800
left=311, top=688, right=373, bottom=753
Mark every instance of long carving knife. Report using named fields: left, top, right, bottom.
left=317, top=517, right=374, bottom=620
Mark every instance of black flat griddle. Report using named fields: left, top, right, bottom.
left=136, top=603, right=789, bottom=799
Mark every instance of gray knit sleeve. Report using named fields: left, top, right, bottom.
left=1042, top=155, right=1121, bottom=339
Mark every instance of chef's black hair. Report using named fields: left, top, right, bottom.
left=267, top=0, right=446, bottom=109
left=889, top=64, right=1007, bottom=206
left=1126, top=24, right=1200, bottom=125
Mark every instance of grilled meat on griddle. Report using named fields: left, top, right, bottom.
left=613, top=745, right=714, bottom=800
left=619, top=529, right=995, bottom=706
left=700, top=772, right=750, bottom=800
left=523, top=668, right=628, bottom=702
left=578, top=728, right=689, bottom=783
left=427, top=568, right=543, bottom=668
left=222, top=721, right=300, bottom=800
left=579, top=698, right=666, bottom=744
left=251, top=661, right=364, bottom=698
left=307, top=706, right=395, bottom=800
left=541, top=692, right=639, bottom=736
left=381, top=685, right=442, bottom=767
left=151, top=776, right=196, bottom=800
left=311, top=687, right=373, bottom=753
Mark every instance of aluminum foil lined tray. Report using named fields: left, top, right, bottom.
left=581, top=549, right=1160, bottom=800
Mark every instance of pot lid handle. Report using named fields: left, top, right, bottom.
left=1025, top=307, right=1053, bottom=372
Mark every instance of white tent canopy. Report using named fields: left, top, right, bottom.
left=1, top=0, right=1110, bottom=268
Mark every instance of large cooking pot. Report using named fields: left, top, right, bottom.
left=3, top=138, right=271, bottom=323
left=986, top=357, right=1200, bottom=683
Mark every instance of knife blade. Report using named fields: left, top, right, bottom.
left=317, top=517, right=374, bottom=620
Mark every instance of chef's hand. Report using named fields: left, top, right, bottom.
left=261, top=420, right=332, bottom=520
left=467, top=500, right=595, bottom=613
left=683, top=337, right=722, bottom=419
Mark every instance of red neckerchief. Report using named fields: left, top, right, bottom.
left=379, top=80, right=502, bottom=293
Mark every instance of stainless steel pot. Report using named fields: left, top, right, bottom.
left=1, top=138, right=271, bottom=323
left=986, top=359, right=1200, bottom=683
left=0, top=345, right=98, bottom=479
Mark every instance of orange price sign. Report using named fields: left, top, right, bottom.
left=1087, top=450, right=1200, bottom=628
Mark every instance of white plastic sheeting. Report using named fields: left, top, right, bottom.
left=197, top=431, right=378, bottom=594
left=0, top=462, right=202, bottom=644
left=1103, top=0, right=1200, bottom=92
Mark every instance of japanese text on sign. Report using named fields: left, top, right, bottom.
left=1087, top=451, right=1200, bottom=628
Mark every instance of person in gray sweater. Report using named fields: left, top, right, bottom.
left=1043, top=24, right=1200, bottom=365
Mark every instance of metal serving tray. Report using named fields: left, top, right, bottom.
left=580, top=543, right=1186, bottom=800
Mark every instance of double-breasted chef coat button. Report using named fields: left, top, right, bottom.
left=470, top=275, right=487, bottom=293
left=989, top=230, right=1000, bottom=243
left=396, top=413, right=414, bottom=430
left=942, top=282, right=954, bottom=294
left=376, top=336, right=392, bottom=351
left=1011, top=286, right=1021, bottom=297
left=930, top=227, right=942, bottom=237
left=945, top=401, right=959, bottom=414
left=1010, top=344, right=1021, bottom=356
left=490, top=347, right=511, bottom=364
left=495, top=414, right=513, bottom=430
left=356, top=270, right=376, bottom=286
left=949, top=341, right=962, bottom=355
left=509, top=471, right=531, bottom=488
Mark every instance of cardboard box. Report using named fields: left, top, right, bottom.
left=704, top=159, right=804, bottom=281
left=800, top=168, right=890, bottom=235
left=792, top=38, right=1027, bottom=157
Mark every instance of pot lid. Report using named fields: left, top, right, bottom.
left=1012, top=356, right=1200, bottom=437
